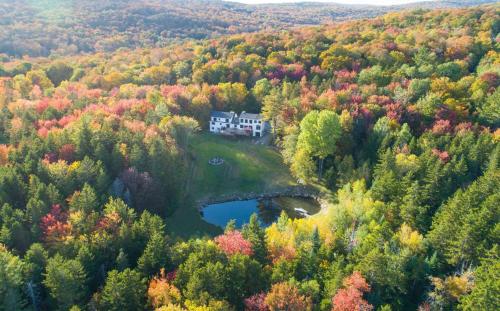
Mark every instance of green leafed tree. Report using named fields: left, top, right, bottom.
left=98, top=269, right=147, bottom=311
left=0, top=245, right=27, bottom=310
left=44, top=254, right=87, bottom=310
left=46, top=62, right=74, bottom=87
left=296, top=110, right=342, bottom=179
left=137, top=232, right=170, bottom=276
left=262, top=88, right=284, bottom=138
left=242, top=214, right=268, bottom=264
left=459, top=246, right=500, bottom=310
left=428, top=170, right=499, bottom=266
left=478, top=88, right=500, bottom=127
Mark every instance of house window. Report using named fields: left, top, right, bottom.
left=240, top=125, right=243, bottom=129
left=211, top=127, right=214, bottom=131
left=256, top=125, right=261, bottom=130
left=212, top=117, right=216, bottom=121
left=240, top=119, right=243, bottom=123
left=226, top=118, right=229, bottom=122
left=249, top=120, right=253, bottom=124
left=211, top=122, right=215, bottom=125
left=258, top=120, right=261, bottom=124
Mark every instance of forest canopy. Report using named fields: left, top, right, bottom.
left=0, top=0, right=497, bottom=57
left=0, top=4, right=499, bottom=311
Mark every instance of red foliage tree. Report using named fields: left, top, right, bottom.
left=286, top=63, right=306, bottom=80
left=332, top=271, right=373, bottom=311
left=432, top=119, right=452, bottom=135
left=480, top=72, right=499, bottom=93
left=35, top=98, right=50, bottom=114
left=40, top=204, right=71, bottom=243
left=432, top=148, right=450, bottom=163
left=59, top=144, right=76, bottom=162
left=214, top=230, right=253, bottom=257
left=335, top=70, right=357, bottom=83
left=37, top=127, right=49, bottom=138
left=245, top=292, right=269, bottom=311
left=43, top=152, right=58, bottom=164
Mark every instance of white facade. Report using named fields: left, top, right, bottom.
left=238, top=112, right=264, bottom=137
left=209, top=111, right=265, bottom=137
left=209, top=117, right=233, bottom=133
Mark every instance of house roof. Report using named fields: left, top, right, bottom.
left=211, top=111, right=236, bottom=119
left=239, top=111, right=262, bottom=120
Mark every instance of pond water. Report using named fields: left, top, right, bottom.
left=201, top=196, right=321, bottom=228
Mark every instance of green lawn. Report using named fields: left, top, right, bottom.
left=165, top=133, right=297, bottom=238
left=188, top=133, right=297, bottom=199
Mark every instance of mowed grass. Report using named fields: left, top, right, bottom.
left=189, top=133, right=296, bottom=199
left=165, top=132, right=297, bottom=237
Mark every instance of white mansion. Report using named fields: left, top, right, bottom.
left=209, top=111, right=265, bottom=137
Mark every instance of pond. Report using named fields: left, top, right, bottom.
left=201, top=196, right=321, bottom=228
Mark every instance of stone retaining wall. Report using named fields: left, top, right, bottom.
left=197, top=186, right=329, bottom=211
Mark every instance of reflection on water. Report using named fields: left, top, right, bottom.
left=202, top=196, right=320, bottom=228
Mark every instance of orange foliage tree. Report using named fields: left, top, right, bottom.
left=148, top=269, right=182, bottom=309
left=0, top=144, right=9, bottom=166
left=265, top=282, right=312, bottom=311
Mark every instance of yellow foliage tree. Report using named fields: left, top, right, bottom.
left=148, top=269, right=182, bottom=309
left=397, top=223, right=424, bottom=252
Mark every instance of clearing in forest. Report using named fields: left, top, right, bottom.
left=166, top=133, right=297, bottom=237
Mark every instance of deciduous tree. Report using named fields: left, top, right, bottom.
left=265, top=282, right=312, bottom=311
left=332, top=271, right=373, bottom=311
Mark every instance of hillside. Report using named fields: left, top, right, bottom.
left=0, top=4, right=499, bottom=311
left=0, top=0, right=497, bottom=57
left=166, top=133, right=298, bottom=237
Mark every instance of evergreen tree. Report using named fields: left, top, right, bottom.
left=0, top=245, right=27, bottom=310
left=428, top=171, right=499, bottom=266
left=262, top=88, right=284, bottom=139
left=99, top=269, right=147, bottom=311
left=137, top=232, right=170, bottom=276
left=24, top=243, right=48, bottom=285
left=459, top=247, right=500, bottom=310
left=44, top=255, right=87, bottom=310
left=242, top=214, right=268, bottom=264
left=115, top=248, right=130, bottom=271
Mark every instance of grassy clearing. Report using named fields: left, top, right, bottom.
left=165, top=132, right=297, bottom=238
left=188, top=133, right=297, bottom=199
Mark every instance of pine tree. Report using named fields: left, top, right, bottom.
left=428, top=171, right=499, bottom=266
left=262, top=88, right=284, bottom=139
left=459, top=246, right=500, bottom=310
left=137, top=232, right=170, bottom=276
left=44, top=255, right=87, bottom=310
left=115, top=248, right=130, bottom=271
left=242, top=214, right=268, bottom=264
left=99, top=269, right=146, bottom=311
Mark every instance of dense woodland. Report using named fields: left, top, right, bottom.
left=0, top=0, right=497, bottom=57
left=0, top=4, right=499, bottom=311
